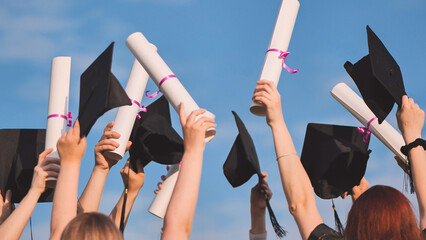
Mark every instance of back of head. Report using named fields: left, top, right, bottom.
left=345, top=185, right=421, bottom=240
left=61, top=212, right=123, bottom=240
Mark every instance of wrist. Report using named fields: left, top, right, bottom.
left=28, top=187, right=43, bottom=198
left=60, top=158, right=82, bottom=168
left=251, top=204, right=266, bottom=215
left=403, top=133, right=422, bottom=144
left=93, top=164, right=110, bottom=174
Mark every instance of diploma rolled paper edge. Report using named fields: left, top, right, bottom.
left=45, top=56, right=71, bottom=188
left=148, top=164, right=180, bottom=218
left=126, top=32, right=216, bottom=142
left=104, top=46, right=158, bottom=161
left=250, top=0, right=300, bottom=116
left=330, top=82, right=408, bottom=167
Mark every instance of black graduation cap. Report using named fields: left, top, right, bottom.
left=300, top=123, right=371, bottom=199
left=78, top=42, right=132, bottom=137
left=344, top=26, right=406, bottom=124
left=0, top=129, right=54, bottom=203
left=223, top=111, right=286, bottom=238
left=129, top=96, right=184, bottom=171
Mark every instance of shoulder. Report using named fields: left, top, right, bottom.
left=308, top=224, right=344, bottom=240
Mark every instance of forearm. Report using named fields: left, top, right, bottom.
left=250, top=206, right=266, bottom=234
left=78, top=166, right=109, bottom=213
left=409, top=145, right=426, bottom=229
left=50, top=162, right=80, bottom=240
left=109, top=190, right=139, bottom=229
left=270, top=119, right=322, bottom=239
left=0, top=189, right=40, bottom=240
left=162, top=149, right=203, bottom=240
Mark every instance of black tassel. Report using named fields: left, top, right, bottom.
left=119, top=167, right=131, bottom=233
left=332, top=200, right=344, bottom=235
left=30, top=216, right=34, bottom=240
left=265, top=198, right=286, bottom=238
left=402, top=158, right=415, bottom=194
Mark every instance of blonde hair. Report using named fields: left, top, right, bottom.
left=61, top=212, right=123, bottom=240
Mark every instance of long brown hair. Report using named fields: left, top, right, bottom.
left=61, top=212, right=123, bottom=240
left=345, top=185, right=421, bottom=240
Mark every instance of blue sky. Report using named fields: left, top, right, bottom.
left=1, top=0, right=425, bottom=239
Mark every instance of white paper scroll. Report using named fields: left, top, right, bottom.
left=148, top=164, right=180, bottom=218
left=250, top=0, right=300, bottom=116
left=103, top=53, right=156, bottom=161
left=45, top=57, right=71, bottom=188
left=126, top=32, right=216, bottom=142
left=330, top=82, right=408, bottom=167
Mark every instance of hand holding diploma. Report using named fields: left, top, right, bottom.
left=250, top=0, right=300, bottom=116
left=126, top=32, right=216, bottom=142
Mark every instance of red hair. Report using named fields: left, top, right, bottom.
left=345, top=185, right=421, bottom=240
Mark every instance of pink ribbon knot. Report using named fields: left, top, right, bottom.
left=357, top=117, right=378, bottom=143
left=266, top=49, right=299, bottom=74
left=130, top=99, right=147, bottom=119
left=145, top=75, right=176, bottom=98
left=47, top=112, right=73, bottom=127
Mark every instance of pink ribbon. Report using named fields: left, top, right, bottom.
left=47, top=112, right=73, bottom=127
left=145, top=75, right=177, bottom=98
left=130, top=99, right=147, bottom=119
left=266, top=49, right=299, bottom=74
left=357, top=117, right=378, bottom=143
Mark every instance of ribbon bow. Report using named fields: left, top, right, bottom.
left=130, top=99, right=147, bottom=119
left=357, top=117, right=378, bottom=143
left=266, top=49, right=299, bottom=74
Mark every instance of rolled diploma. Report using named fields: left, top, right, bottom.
left=45, top=57, right=71, bottom=187
left=330, top=82, right=408, bottom=167
left=126, top=32, right=216, bottom=142
left=250, top=0, right=300, bottom=116
left=148, top=164, right=180, bottom=218
left=103, top=57, right=153, bottom=161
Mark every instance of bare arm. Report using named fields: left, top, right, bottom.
left=0, top=149, right=60, bottom=240
left=78, top=122, right=127, bottom=213
left=253, top=80, right=322, bottom=240
left=50, top=121, right=86, bottom=240
left=161, top=104, right=216, bottom=240
left=396, top=95, right=426, bottom=229
left=110, top=159, right=145, bottom=230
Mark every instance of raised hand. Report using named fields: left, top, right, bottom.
left=0, top=190, right=14, bottom=224
left=94, top=122, right=131, bottom=171
left=396, top=95, right=424, bottom=144
left=31, top=148, right=60, bottom=195
left=252, top=80, right=284, bottom=127
left=251, top=172, right=272, bottom=210
left=57, top=120, right=87, bottom=165
left=120, top=159, right=145, bottom=193
left=179, top=103, right=216, bottom=154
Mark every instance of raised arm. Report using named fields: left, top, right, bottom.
left=78, top=122, right=130, bottom=213
left=110, top=159, right=145, bottom=230
left=161, top=104, right=216, bottom=240
left=396, top=95, right=426, bottom=229
left=50, top=121, right=86, bottom=240
left=0, top=149, right=60, bottom=240
left=249, top=172, right=271, bottom=240
left=252, top=80, right=322, bottom=240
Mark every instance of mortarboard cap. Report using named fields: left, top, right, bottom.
left=223, top=111, right=286, bottom=238
left=344, top=26, right=406, bottom=124
left=78, top=42, right=132, bottom=137
left=300, top=123, right=371, bottom=199
left=129, top=96, right=184, bottom=171
left=0, top=129, right=54, bottom=203
left=223, top=111, right=261, bottom=187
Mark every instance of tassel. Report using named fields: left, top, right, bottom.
left=332, top=200, right=344, bottom=235
left=402, top=158, right=415, bottom=194
left=119, top=167, right=130, bottom=233
left=265, top=198, right=286, bottom=238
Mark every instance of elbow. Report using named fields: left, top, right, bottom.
left=162, top=219, right=192, bottom=240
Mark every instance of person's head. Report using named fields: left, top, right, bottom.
left=345, top=185, right=421, bottom=240
left=61, top=212, right=123, bottom=240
